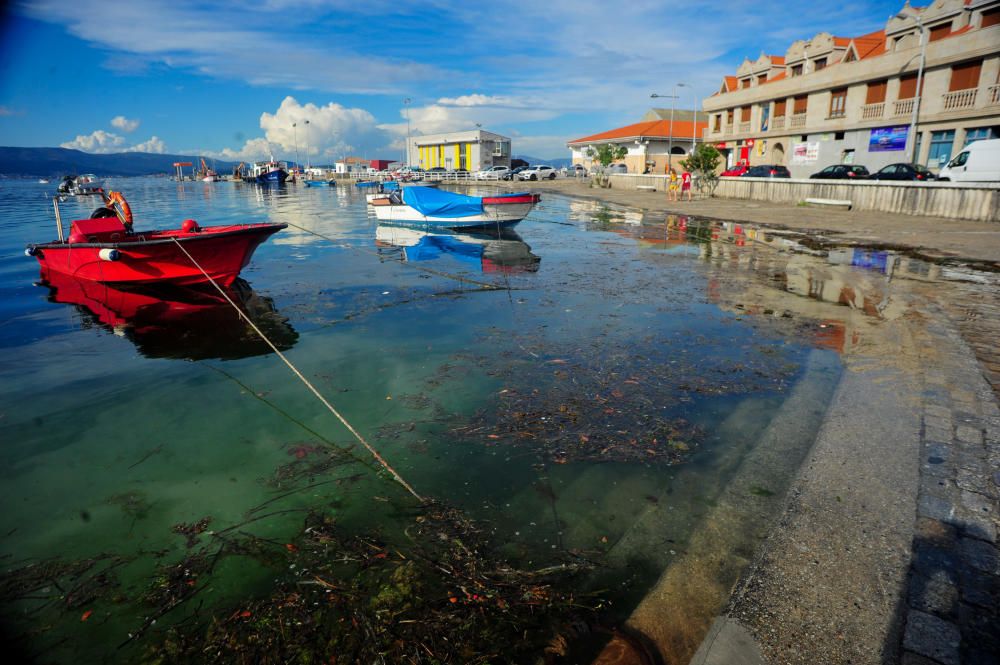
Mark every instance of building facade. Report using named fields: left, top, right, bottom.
left=567, top=111, right=707, bottom=174
left=702, top=0, right=1000, bottom=178
left=407, top=130, right=511, bottom=171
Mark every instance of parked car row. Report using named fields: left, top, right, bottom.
left=721, top=162, right=940, bottom=181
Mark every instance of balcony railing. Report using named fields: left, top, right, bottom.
left=790, top=113, right=807, bottom=128
left=771, top=116, right=785, bottom=130
left=738, top=121, right=751, bottom=133
left=893, top=98, right=916, bottom=116
left=989, top=84, right=1000, bottom=106
left=861, top=102, right=885, bottom=120
left=942, top=88, right=977, bottom=111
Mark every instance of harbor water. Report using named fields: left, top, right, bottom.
left=0, top=177, right=892, bottom=662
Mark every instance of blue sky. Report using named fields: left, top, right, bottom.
left=0, top=0, right=904, bottom=160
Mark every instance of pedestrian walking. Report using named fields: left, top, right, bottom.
left=667, top=168, right=679, bottom=202
left=681, top=169, right=692, bottom=201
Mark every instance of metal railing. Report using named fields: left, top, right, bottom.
left=942, top=88, right=977, bottom=111
left=861, top=102, right=885, bottom=120
left=989, top=84, right=1000, bottom=106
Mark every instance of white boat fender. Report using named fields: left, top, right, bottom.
left=25, top=246, right=38, bottom=257
left=98, top=248, right=121, bottom=261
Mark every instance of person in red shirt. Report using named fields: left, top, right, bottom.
left=680, top=170, right=693, bottom=201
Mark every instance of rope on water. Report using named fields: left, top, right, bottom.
left=169, top=237, right=424, bottom=503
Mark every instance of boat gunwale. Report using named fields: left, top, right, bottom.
left=28, top=223, right=287, bottom=251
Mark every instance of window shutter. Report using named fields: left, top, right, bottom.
left=929, top=24, right=951, bottom=42
left=865, top=80, right=887, bottom=104
left=793, top=95, right=808, bottom=114
left=774, top=99, right=787, bottom=116
left=898, top=73, right=922, bottom=99
left=741, top=106, right=751, bottom=121
left=949, top=61, right=982, bottom=91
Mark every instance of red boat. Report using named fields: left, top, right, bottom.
left=26, top=192, right=286, bottom=287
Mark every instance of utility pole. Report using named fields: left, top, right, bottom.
left=404, top=98, right=411, bottom=167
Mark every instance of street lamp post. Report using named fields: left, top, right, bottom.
left=292, top=122, right=300, bottom=179
left=897, top=12, right=927, bottom=163
left=404, top=98, right=411, bottom=167
left=303, top=120, right=311, bottom=172
left=651, top=87, right=683, bottom=171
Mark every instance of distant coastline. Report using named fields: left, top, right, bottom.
left=0, top=146, right=238, bottom=177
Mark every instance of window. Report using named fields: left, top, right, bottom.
left=927, top=130, right=955, bottom=166
left=866, top=80, right=887, bottom=104
left=949, top=151, right=969, bottom=167
left=964, top=127, right=996, bottom=146
left=914, top=132, right=923, bottom=162
left=829, top=88, right=847, bottom=118
left=842, top=149, right=855, bottom=164
left=791, top=64, right=803, bottom=76
left=949, top=61, right=982, bottom=91
left=835, top=131, right=845, bottom=140
left=793, top=95, right=808, bottom=114
left=844, top=49, right=857, bottom=63
left=726, top=109, right=734, bottom=124
left=929, top=24, right=951, bottom=42
left=713, top=114, right=721, bottom=131
left=898, top=73, right=923, bottom=99
left=740, top=78, right=751, bottom=89
left=740, top=106, right=751, bottom=122
left=774, top=99, right=787, bottom=117
left=757, top=74, right=768, bottom=85
left=814, top=58, right=827, bottom=71
left=983, top=7, right=1000, bottom=27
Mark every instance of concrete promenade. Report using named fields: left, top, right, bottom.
left=496, top=179, right=1000, bottom=665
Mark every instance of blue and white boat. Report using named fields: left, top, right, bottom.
left=303, top=179, right=336, bottom=187
left=249, top=160, right=288, bottom=184
left=369, top=187, right=540, bottom=229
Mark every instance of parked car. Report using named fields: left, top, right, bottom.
left=562, top=164, right=588, bottom=177
left=742, top=164, right=791, bottom=178
left=475, top=166, right=510, bottom=180
left=810, top=164, right=870, bottom=179
left=720, top=163, right=750, bottom=177
left=425, top=167, right=448, bottom=176
left=937, top=138, right=1000, bottom=182
left=868, top=163, right=936, bottom=181
left=606, top=163, right=628, bottom=174
left=519, top=165, right=558, bottom=181
left=502, top=166, right=530, bottom=181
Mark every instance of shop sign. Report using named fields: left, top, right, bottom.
left=868, top=126, right=908, bottom=152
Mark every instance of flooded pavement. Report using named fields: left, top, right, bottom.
left=0, top=180, right=997, bottom=663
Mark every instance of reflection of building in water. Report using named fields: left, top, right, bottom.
left=375, top=226, right=540, bottom=274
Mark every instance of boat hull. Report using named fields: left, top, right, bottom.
left=370, top=194, right=539, bottom=229
left=29, top=223, right=285, bottom=287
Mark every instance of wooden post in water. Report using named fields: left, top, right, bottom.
left=52, top=196, right=64, bottom=242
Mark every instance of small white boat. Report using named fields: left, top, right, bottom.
left=370, top=187, right=539, bottom=229
left=38, top=178, right=49, bottom=184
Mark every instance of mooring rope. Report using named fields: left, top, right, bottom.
left=169, top=237, right=424, bottom=503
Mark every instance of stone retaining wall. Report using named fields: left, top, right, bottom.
left=604, top=174, right=1000, bottom=223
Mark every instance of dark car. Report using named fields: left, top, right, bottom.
left=868, top=163, right=936, bottom=181
left=810, top=164, right=870, bottom=179
left=502, top=165, right=529, bottom=181
left=426, top=167, right=448, bottom=173
left=742, top=164, right=791, bottom=178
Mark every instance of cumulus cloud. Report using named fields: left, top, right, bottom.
left=436, top=94, right=520, bottom=108
left=61, top=130, right=126, bottom=153
left=127, top=136, right=166, bottom=153
left=111, top=115, right=140, bottom=132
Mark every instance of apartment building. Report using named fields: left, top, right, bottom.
left=703, top=0, right=1000, bottom=178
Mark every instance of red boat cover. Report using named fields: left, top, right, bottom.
left=69, top=217, right=128, bottom=243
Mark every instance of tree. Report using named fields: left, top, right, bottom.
left=680, top=144, right=722, bottom=197
left=585, top=143, right=628, bottom=188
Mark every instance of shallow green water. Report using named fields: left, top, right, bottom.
left=0, top=178, right=847, bottom=662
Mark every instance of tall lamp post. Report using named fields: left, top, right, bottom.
left=651, top=87, right=682, bottom=171
left=303, top=119, right=311, bottom=172
left=292, top=122, right=300, bottom=178
left=896, top=12, right=926, bottom=163
left=404, top=98, right=411, bottom=167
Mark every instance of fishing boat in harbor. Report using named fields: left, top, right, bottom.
left=57, top=173, right=103, bottom=195
left=25, top=191, right=285, bottom=287
left=246, top=159, right=288, bottom=184
left=369, top=186, right=540, bottom=229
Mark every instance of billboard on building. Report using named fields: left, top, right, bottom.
left=868, top=126, right=908, bottom=152
left=791, top=142, right=819, bottom=164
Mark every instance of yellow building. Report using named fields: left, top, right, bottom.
left=408, top=129, right=511, bottom=171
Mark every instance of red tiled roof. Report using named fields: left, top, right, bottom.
left=833, top=36, right=851, bottom=47
left=761, top=71, right=787, bottom=85
left=852, top=30, right=886, bottom=60
left=768, top=55, right=786, bottom=65
left=723, top=76, right=738, bottom=92
left=568, top=119, right=710, bottom=145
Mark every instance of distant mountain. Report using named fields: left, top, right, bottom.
left=513, top=154, right=572, bottom=168
left=0, top=146, right=240, bottom=177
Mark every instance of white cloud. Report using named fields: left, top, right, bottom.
left=111, top=115, right=140, bottom=132
left=436, top=94, right=520, bottom=108
left=61, top=130, right=126, bottom=153
left=127, top=136, right=166, bottom=153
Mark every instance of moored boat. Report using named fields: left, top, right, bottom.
left=370, top=186, right=539, bottom=229
left=247, top=160, right=288, bottom=184
left=25, top=191, right=285, bottom=287
left=303, top=179, right=336, bottom=187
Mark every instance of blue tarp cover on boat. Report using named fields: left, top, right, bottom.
left=402, top=187, right=483, bottom=218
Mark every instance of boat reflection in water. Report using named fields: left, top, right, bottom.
left=39, top=272, right=298, bottom=360
left=375, top=225, right=541, bottom=274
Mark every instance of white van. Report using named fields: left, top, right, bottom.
left=938, top=138, right=1000, bottom=182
